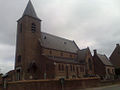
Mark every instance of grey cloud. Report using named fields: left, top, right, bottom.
left=0, top=0, right=120, bottom=73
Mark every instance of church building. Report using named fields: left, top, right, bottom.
left=14, top=0, right=86, bottom=81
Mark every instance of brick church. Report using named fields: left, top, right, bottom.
left=4, top=0, right=96, bottom=81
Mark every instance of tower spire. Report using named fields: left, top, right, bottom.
left=23, top=0, right=39, bottom=19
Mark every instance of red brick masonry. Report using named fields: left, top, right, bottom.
left=0, top=77, right=100, bottom=90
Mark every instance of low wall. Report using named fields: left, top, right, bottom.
left=0, top=77, right=100, bottom=90
left=0, top=82, right=2, bottom=90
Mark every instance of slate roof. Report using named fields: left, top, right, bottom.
left=40, top=32, right=79, bottom=53
left=78, top=48, right=88, bottom=61
left=97, top=54, right=113, bottom=66
left=23, top=0, right=40, bottom=20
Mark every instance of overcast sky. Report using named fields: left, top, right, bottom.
left=0, top=0, right=120, bottom=73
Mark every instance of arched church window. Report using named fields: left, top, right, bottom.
left=20, top=23, right=22, bottom=32
left=70, top=65, right=72, bottom=71
left=31, top=23, right=36, bottom=33
left=28, top=61, right=37, bottom=73
left=61, top=52, right=63, bottom=56
left=58, top=64, right=61, bottom=71
left=62, top=64, right=64, bottom=71
left=73, top=65, right=75, bottom=72
left=18, top=55, right=21, bottom=63
left=88, top=58, right=92, bottom=71
left=46, top=64, right=49, bottom=71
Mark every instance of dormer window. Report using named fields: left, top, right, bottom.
left=64, top=42, right=67, bottom=44
left=31, top=23, right=36, bottom=33
left=44, top=36, right=46, bottom=39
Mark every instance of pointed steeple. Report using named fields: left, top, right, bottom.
left=23, top=0, right=39, bottom=19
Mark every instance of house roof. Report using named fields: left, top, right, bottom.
left=97, top=54, right=113, bottom=66
left=40, top=32, right=79, bottom=53
left=110, top=44, right=120, bottom=68
left=23, top=0, right=39, bottom=20
left=78, top=48, right=88, bottom=61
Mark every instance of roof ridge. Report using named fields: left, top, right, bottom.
left=97, top=53, right=113, bottom=66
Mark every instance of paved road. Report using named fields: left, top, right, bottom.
left=81, top=84, right=120, bottom=90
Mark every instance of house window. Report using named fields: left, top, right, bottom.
left=20, top=23, right=22, bottom=32
left=107, top=69, right=110, bottom=74
left=112, top=69, right=114, bottom=73
left=31, top=23, right=36, bottom=33
left=18, top=55, right=21, bottom=63
left=80, top=67, right=84, bottom=72
left=46, top=64, right=49, bottom=71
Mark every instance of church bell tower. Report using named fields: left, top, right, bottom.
left=15, top=0, right=42, bottom=80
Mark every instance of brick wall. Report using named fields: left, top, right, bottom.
left=0, top=78, right=100, bottom=90
left=42, top=48, right=77, bottom=59
left=55, top=63, right=85, bottom=79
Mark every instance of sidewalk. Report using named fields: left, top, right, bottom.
left=79, top=84, right=120, bottom=90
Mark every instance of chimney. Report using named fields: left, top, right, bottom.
left=116, top=44, right=119, bottom=47
left=94, top=49, right=97, bottom=55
